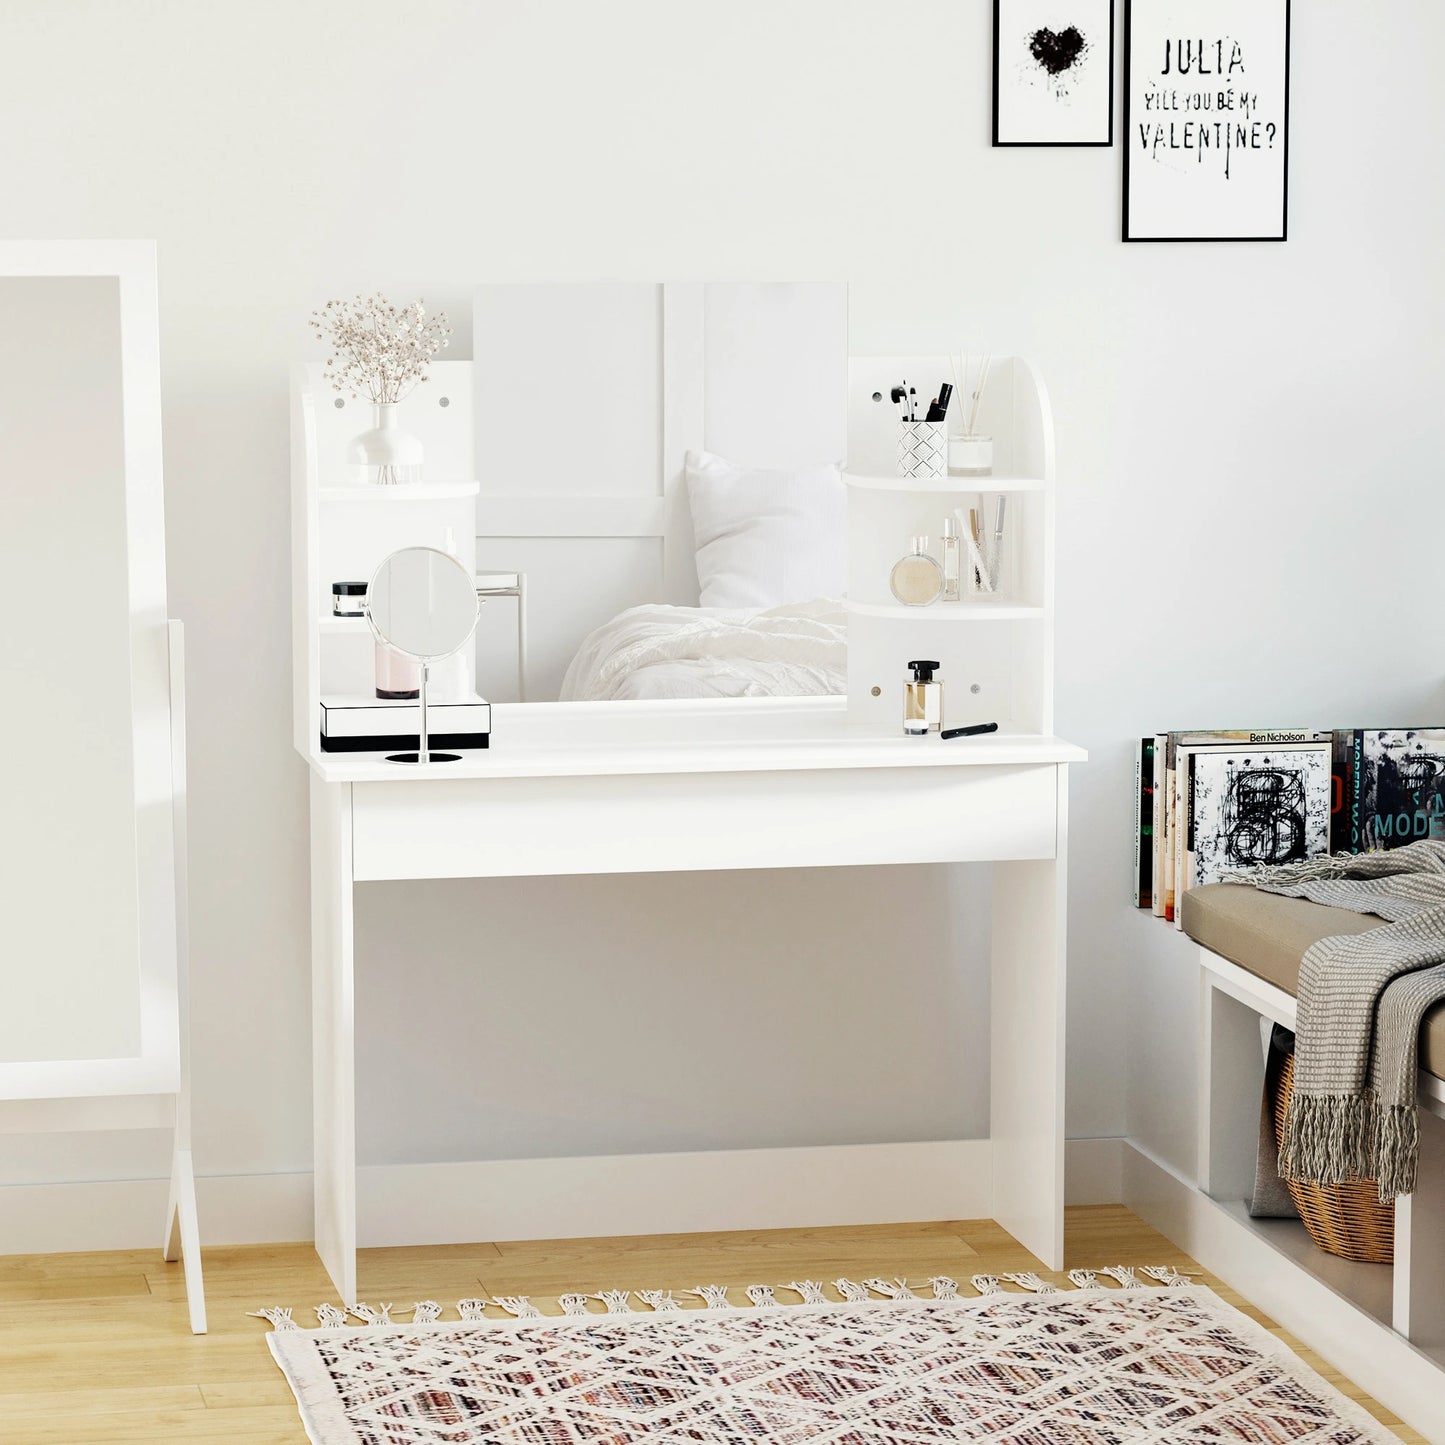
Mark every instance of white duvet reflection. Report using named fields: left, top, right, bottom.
left=561, top=598, right=846, bottom=703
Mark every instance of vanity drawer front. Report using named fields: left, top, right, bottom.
left=349, top=764, right=1061, bottom=881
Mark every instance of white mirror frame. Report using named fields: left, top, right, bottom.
left=0, top=241, right=180, bottom=1102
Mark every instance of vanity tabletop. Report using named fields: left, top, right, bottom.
left=302, top=696, right=1086, bottom=783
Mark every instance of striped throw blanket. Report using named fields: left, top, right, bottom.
left=1226, top=839, right=1445, bottom=1201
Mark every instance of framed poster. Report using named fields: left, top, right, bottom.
left=993, top=0, right=1114, bottom=147
left=1124, top=0, right=1290, bottom=241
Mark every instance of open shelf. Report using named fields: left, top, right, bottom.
left=844, top=472, right=1047, bottom=494
left=318, top=615, right=370, bottom=635
left=317, top=480, right=480, bottom=502
left=1213, top=1197, right=1395, bottom=1328
left=847, top=598, right=1043, bottom=620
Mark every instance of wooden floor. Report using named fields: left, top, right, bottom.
left=0, top=1205, right=1421, bottom=1443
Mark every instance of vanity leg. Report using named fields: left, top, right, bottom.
left=1394, top=1103, right=1445, bottom=1349
left=991, top=766, right=1067, bottom=1271
left=312, top=775, right=357, bottom=1304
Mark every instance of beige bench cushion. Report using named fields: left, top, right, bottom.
left=1181, top=883, right=1445, bottom=1083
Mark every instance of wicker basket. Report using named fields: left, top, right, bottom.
left=1273, top=1050, right=1394, bottom=1264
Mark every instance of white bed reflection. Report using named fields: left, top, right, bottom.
left=560, top=597, right=846, bottom=702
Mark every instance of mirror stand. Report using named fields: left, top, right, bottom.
left=387, top=661, right=461, bottom=765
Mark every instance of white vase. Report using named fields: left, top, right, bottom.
left=347, top=402, right=423, bottom=486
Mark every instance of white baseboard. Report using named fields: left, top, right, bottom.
left=1121, top=1139, right=1445, bottom=1445
left=1060, top=1136, right=1124, bottom=1206
left=0, top=1137, right=1119, bottom=1256
left=358, top=1140, right=995, bottom=1247
left=0, top=1170, right=314, bottom=1255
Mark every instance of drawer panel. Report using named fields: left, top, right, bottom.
left=350, top=764, right=1061, bottom=880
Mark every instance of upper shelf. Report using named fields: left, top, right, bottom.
left=317, top=480, right=480, bottom=502
left=844, top=472, right=1047, bottom=494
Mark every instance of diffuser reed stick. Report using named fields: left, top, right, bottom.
left=949, top=352, right=992, bottom=437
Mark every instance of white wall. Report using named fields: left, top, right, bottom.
left=3, top=0, right=1443, bottom=1212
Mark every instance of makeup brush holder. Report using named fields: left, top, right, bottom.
left=898, top=421, right=948, bottom=480
left=964, top=536, right=997, bottom=599
left=959, top=514, right=1010, bottom=600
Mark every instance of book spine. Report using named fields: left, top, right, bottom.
left=1174, top=747, right=1190, bottom=930
left=1140, top=737, right=1154, bottom=910
left=1330, top=729, right=1351, bottom=855
left=1349, top=728, right=1364, bottom=852
left=1162, top=734, right=1177, bottom=923
left=1171, top=729, right=1332, bottom=745
left=1152, top=733, right=1167, bottom=917
left=1133, top=741, right=1143, bottom=908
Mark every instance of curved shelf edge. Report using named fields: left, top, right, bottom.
left=316, top=480, right=481, bottom=501
left=846, top=599, right=1045, bottom=621
left=843, top=472, right=1047, bottom=493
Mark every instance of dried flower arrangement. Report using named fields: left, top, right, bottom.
left=309, top=294, right=452, bottom=405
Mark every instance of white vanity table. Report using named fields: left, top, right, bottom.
left=294, top=283, right=1082, bottom=1303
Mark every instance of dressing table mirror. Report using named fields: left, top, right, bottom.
left=0, top=242, right=204, bottom=1331
left=366, top=546, right=480, bottom=764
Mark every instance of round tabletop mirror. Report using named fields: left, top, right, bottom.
left=367, top=546, right=479, bottom=662
left=366, top=547, right=480, bottom=765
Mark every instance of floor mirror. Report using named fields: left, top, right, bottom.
left=0, top=241, right=204, bottom=1332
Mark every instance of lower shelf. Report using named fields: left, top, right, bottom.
left=1214, top=1196, right=1394, bottom=1329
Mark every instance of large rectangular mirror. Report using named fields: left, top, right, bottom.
left=0, top=243, right=179, bottom=1096
left=472, top=283, right=851, bottom=705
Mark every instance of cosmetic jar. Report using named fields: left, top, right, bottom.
left=332, top=581, right=368, bottom=617
left=375, top=642, right=420, bottom=700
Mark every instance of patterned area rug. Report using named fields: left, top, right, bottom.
left=258, top=1271, right=1394, bottom=1444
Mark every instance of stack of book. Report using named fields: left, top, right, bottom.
left=1133, top=728, right=1445, bottom=923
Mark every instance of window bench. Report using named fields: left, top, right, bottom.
left=1184, top=882, right=1445, bottom=1438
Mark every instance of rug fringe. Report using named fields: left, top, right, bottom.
left=494, top=1295, right=542, bottom=1318
left=1099, top=1266, right=1143, bottom=1290
left=687, top=1285, right=731, bottom=1309
left=1002, top=1272, right=1057, bottom=1294
left=249, top=1265, right=1201, bottom=1330
left=863, top=1277, right=918, bottom=1300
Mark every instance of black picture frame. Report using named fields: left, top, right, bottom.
left=1122, top=0, right=1291, bottom=242
left=993, top=0, right=1115, bottom=148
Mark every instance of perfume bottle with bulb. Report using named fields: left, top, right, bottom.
left=889, top=536, right=943, bottom=607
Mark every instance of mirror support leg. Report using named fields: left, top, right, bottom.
left=161, top=620, right=207, bottom=1333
